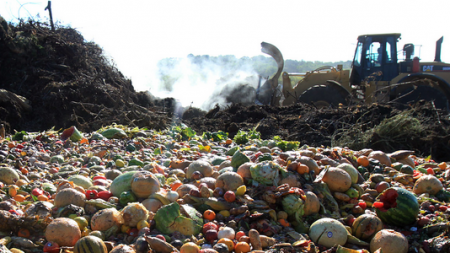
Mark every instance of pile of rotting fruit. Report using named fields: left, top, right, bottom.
left=0, top=125, right=448, bottom=253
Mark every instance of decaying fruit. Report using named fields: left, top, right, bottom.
left=142, top=198, right=163, bottom=213
left=186, top=160, right=214, bottom=179
left=370, top=229, right=408, bottom=253
left=336, top=163, right=359, bottom=184
left=121, top=203, right=149, bottom=227
left=374, top=187, right=419, bottom=227
left=0, top=167, right=19, bottom=185
left=322, top=167, right=352, bottom=192
left=412, top=174, right=443, bottom=195
left=73, top=235, right=108, bottom=253
left=303, top=191, right=321, bottom=216
left=236, top=162, right=254, bottom=183
left=309, top=218, right=347, bottom=248
left=109, top=244, right=136, bottom=253
left=45, top=218, right=81, bottom=247
left=368, top=151, right=391, bottom=167
left=67, top=175, right=93, bottom=189
left=54, top=188, right=86, bottom=208
left=351, top=213, right=383, bottom=241
left=90, top=208, right=124, bottom=231
left=131, top=172, right=161, bottom=198
left=215, top=172, right=244, bottom=191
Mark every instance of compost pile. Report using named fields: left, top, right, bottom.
left=1, top=19, right=450, bottom=253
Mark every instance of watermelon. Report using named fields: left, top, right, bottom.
left=374, top=187, right=419, bottom=227
left=110, top=171, right=137, bottom=197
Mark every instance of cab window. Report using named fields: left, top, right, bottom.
left=353, top=42, right=363, bottom=67
left=366, top=42, right=381, bottom=67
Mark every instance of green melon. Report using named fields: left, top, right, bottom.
left=74, top=235, right=108, bottom=253
left=110, top=171, right=137, bottom=197
left=67, top=175, right=93, bottom=189
left=230, top=150, right=250, bottom=169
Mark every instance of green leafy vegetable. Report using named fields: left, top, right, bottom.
left=233, top=129, right=261, bottom=145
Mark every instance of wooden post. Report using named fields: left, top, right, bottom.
left=45, top=1, right=55, bottom=31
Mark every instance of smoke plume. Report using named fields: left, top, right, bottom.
left=148, top=55, right=260, bottom=111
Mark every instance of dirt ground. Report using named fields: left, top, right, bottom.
left=1, top=20, right=450, bottom=162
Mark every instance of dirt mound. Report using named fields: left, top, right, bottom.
left=1, top=19, right=449, bottom=162
left=0, top=19, right=172, bottom=133
left=183, top=102, right=450, bottom=161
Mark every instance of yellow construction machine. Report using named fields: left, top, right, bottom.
left=257, top=34, right=450, bottom=110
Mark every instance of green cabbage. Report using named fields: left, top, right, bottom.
left=250, top=161, right=281, bottom=186
left=282, top=194, right=304, bottom=216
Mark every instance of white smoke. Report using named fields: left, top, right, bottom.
left=147, top=56, right=260, bottom=111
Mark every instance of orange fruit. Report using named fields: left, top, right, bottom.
left=21, top=168, right=28, bottom=175
left=15, top=179, right=27, bottom=187
left=278, top=218, right=290, bottom=227
left=217, top=238, right=234, bottom=251
left=171, top=181, right=183, bottom=191
left=17, top=228, right=30, bottom=238
left=9, top=185, right=19, bottom=197
left=37, top=194, right=49, bottom=201
left=137, top=220, right=150, bottom=230
left=180, top=242, right=200, bottom=253
left=203, top=209, right=216, bottom=221
left=357, top=155, right=370, bottom=167
left=297, top=164, right=309, bottom=174
left=234, top=242, right=251, bottom=253
left=14, top=194, right=26, bottom=202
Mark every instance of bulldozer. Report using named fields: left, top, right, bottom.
left=256, top=33, right=450, bottom=110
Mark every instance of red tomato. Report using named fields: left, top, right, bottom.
left=97, top=190, right=113, bottom=201
left=93, top=175, right=107, bottom=181
left=427, top=168, right=435, bottom=175
left=235, top=231, right=246, bottom=241
left=358, top=201, right=367, bottom=209
left=93, top=179, right=109, bottom=186
left=31, top=188, right=44, bottom=196
left=43, top=241, right=60, bottom=253
left=372, top=202, right=384, bottom=209
left=85, top=189, right=98, bottom=200
left=128, top=228, right=139, bottom=237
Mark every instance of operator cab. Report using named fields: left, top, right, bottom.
left=350, top=33, right=401, bottom=86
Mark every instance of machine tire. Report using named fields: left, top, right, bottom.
left=394, top=84, right=449, bottom=110
left=298, top=84, right=349, bottom=108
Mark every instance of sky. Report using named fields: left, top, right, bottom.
left=2, top=0, right=450, bottom=106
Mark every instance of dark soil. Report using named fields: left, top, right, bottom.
left=1, top=20, right=450, bottom=161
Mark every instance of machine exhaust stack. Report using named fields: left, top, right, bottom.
left=435, top=36, right=443, bottom=62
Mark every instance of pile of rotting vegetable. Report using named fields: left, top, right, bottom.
left=0, top=124, right=447, bottom=252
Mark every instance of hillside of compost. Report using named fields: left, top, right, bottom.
left=1, top=19, right=450, bottom=161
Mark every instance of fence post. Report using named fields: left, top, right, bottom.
left=45, top=1, right=55, bottom=31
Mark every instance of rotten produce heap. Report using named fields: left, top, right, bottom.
left=0, top=125, right=447, bottom=253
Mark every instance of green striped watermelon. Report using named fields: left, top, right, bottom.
left=374, top=187, right=419, bottom=227
left=74, top=236, right=107, bottom=253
